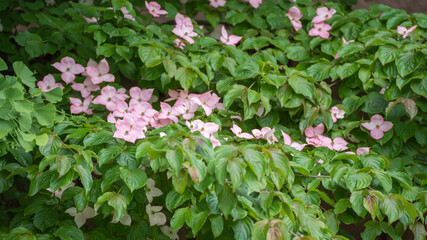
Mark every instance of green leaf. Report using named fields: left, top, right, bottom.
left=307, top=61, right=332, bottom=82
left=392, top=121, right=415, bottom=141
left=337, top=42, right=364, bottom=57
left=171, top=207, right=187, bottom=231
left=163, top=59, right=176, bottom=78
left=175, top=67, right=197, bottom=91
left=345, top=170, right=372, bottom=191
left=361, top=221, right=382, bottom=240
left=83, top=130, right=113, bottom=147
left=217, top=186, right=237, bottom=217
left=410, top=222, right=427, bottom=240
left=396, top=52, right=423, bottom=77
left=108, top=193, right=127, bottom=222
left=0, top=57, right=7, bottom=71
left=12, top=101, right=34, bottom=113
left=242, top=148, right=265, bottom=179
left=286, top=45, right=309, bottom=61
left=380, top=194, right=404, bottom=223
left=363, top=194, right=380, bottom=220
left=210, top=215, right=224, bottom=238
left=101, top=166, right=120, bottom=191
left=74, top=164, right=93, bottom=194
left=227, top=158, right=245, bottom=190
left=35, top=133, right=49, bottom=146
left=13, top=62, right=36, bottom=88
left=98, top=145, right=122, bottom=166
left=334, top=198, right=350, bottom=215
left=350, top=190, right=367, bottom=217
left=361, top=92, right=388, bottom=114
left=251, top=220, right=268, bottom=240
left=225, top=10, right=247, bottom=25
left=377, top=45, right=400, bottom=65
left=43, top=87, right=63, bottom=103
left=135, top=142, right=151, bottom=159
left=374, top=170, right=392, bottom=193
left=263, top=74, right=287, bottom=87
left=54, top=226, right=84, bottom=240
left=190, top=211, right=209, bottom=236
left=120, top=166, right=148, bottom=192
left=138, top=45, right=160, bottom=63
left=234, top=60, right=259, bottom=80
left=233, top=217, right=252, bottom=240
left=116, top=45, right=133, bottom=61
left=166, top=189, right=189, bottom=211
left=6, top=227, right=36, bottom=240
left=337, top=63, right=360, bottom=79
left=70, top=2, right=99, bottom=18
left=34, top=210, right=58, bottom=231
left=56, top=156, right=71, bottom=177
left=166, top=149, right=183, bottom=173
left=34, top=103, right=56, bottom=126
left=14, top=32, right=44, bottom=59
left=389, top=171, right=412, bottom=189
left=223, top=84, right=245, bottom=109
left=288, top=74, right=315, bottom=99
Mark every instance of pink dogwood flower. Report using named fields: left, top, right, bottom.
left=186, top=119, right=205, bottom=133
left=210, top=135, right=222, bottom=148
left=86, top=59, right=115, bottom=84
left=281, top=130, right=306, bottom=151
left=172, top=14, right=198, bottom=45
left=331, top=137, right=348, bottom=151
left=145, top=1, right=168, bottom=17
left=92, top=86, right=119, bottom=111
left=362, top=114, right=393, bottom=140
left=129, top=87, right=153, bottom=107
left=312, top=7, right=336, bottom=23
left=132, top=102, right=158, bottom=123
left=305, top=123, right=325, bottom=146
left=209, top=0, right=226, bottom=8
left=174, top=39, right=186, bottom=49
left=120, top=7, right=135, bottom=21
left=244, top=0, right=263, bottom=8
left=231, top=124, right=254, bottom=139
left=113, top=117, right=145, bottom=143
left=220, top=26, right=242, bottom=46
left=357, top=147, right=370, bottom=155
left=37, top=74, right=64, bottom=92
left=199, top=122, right=219, bottom=138
left=331, top=106, right=345, bottom=123
left=342, top=37, right=354, bottom=45
left=175, top=101, right=198, bottom=120
left=397, top=25, right=417, bottom=38
left=52, top=57, right=85, bottom=84
left=309, top=22, right=332, bottom=39
left=69, top=96, right=93, bottom=115
left=252, top=127, right=278, bottom=144
left=157, top=102, right=180, bottom=123
left=150, top=114, right=173, bottom=128
left=71, top=78, right=100, bottom=98
left=191, top=92, right=221, bottom=116
left=286, top=6, right=303, bottom=31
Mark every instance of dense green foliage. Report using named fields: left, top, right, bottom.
left=0, top=0, right=426, bottom=239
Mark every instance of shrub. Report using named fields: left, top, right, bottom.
left=0, top=0, right=426, bottom=239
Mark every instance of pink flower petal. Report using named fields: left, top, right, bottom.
left=370, top=129, right=384, bottom=140
left=379, top=121, right=393, bottom=132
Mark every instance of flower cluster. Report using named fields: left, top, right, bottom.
left=186, top=119, right=221, bottom=147
left=309, top=7, right=335, bottom=39
left=172, top=13, right=198, bottom=45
